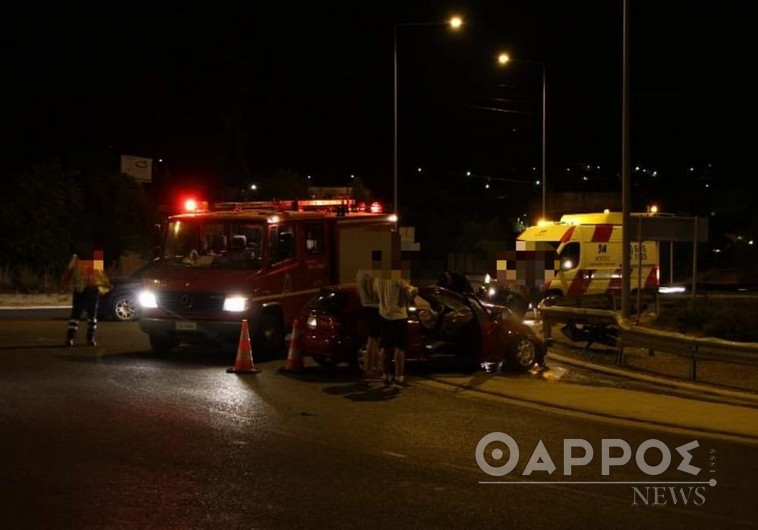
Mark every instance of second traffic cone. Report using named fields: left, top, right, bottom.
left=227, top=319, right=261, bottom=374
left=284, top=319, right=305, bottom=371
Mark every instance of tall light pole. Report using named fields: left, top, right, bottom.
left=497, top=53, right=547, bottom=219
left=394, top=16, right=463, bottom=218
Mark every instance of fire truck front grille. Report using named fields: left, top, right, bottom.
left=158, top=291, right=226, bottom=314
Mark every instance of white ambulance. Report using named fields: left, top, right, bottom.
left=498, top=211, right=659, bottom=305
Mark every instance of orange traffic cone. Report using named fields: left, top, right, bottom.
left=227, top=319, right=261, bottom=374
left=283, top=319, right=305, bottom=371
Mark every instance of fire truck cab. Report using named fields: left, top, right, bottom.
left=499, top=211, right=659, bottom=306
left=138, top=199, right=397, bottom=354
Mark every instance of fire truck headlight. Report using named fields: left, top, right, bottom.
left=138, top=290, right=158, bottom=309
left=223, top=296, right=249, bottom=312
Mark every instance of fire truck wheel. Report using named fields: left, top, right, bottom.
left=149, top=334, right=180, bottom=353
left=506, top=337, right=537, bottom=371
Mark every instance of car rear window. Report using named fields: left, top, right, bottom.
left=305, top=289, right=350, bottom=315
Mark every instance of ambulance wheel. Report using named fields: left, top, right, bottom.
left=505, top=337, right=538, bottom=371
left=149, top=334, right=180, bottom=353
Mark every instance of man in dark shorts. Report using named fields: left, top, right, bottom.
left=374, top=262, right=416, bottom=388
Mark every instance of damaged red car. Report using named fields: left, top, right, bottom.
left=297, top=284, right=547, bottom=371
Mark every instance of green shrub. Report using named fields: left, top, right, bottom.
left=654, top=298, right=758, bottom=343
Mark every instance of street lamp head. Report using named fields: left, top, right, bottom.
left=449, top=16, right=463, bottom=29
left=497, top=52, right=510, bottom=65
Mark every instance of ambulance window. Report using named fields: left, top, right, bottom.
left=559, top=242, right=580, bottom=270
left=305, top=223, right=324, bottom=254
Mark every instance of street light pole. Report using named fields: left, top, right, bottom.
left=392, top=24, right=399, bottom=216
left=393, top=16, right=462, bottom=218
left=540, top=62, right=546, bottom=219
left=497, top=53, right=547, bottom=219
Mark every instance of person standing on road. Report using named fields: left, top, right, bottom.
left=374, top=259, right=416, bottom=388
left=60, top=249, right=111, bottom=347
left=356, top=266, right=383, bottom=381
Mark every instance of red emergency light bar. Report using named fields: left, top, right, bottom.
left=212, top=198, right=383, bottom=213
left=180, top=198, right=385, bottom=215
left=182, top=198, right=209, bottom=212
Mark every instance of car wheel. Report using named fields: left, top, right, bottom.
left=111, top=293, right=138, bottom=321
left=506, top=337, right=537, bottom=371
left=149, top=334, right=180, bottom=353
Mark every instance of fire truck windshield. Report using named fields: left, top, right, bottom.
left=162, top=220, right=264, bottom=269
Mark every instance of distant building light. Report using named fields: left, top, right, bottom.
left=417, top=167, right=422, bottom=172
left=652, top=171, right=657, bottom=177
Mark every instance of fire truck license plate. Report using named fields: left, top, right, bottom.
left=176, top=321, right=197, bottom=331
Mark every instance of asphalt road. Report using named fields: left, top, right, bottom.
left=1, top=318, right=757, bottom=528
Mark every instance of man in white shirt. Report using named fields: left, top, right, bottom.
left=374, top=261, right=416, bottom=388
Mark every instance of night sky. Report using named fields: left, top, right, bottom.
left=1, top=1, right=749, bottom=209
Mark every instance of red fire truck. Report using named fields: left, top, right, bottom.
left=137, top=198, right=397, bottom=354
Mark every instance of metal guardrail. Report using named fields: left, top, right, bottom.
left=539, top=305, right=758, bottom=382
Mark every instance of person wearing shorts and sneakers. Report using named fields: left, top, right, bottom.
left=356, top=267, right=383, bottom=380
left=374, top=260, right=416, bottom=388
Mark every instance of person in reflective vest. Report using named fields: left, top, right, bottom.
left=60, top=251, right=111, bottom=347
